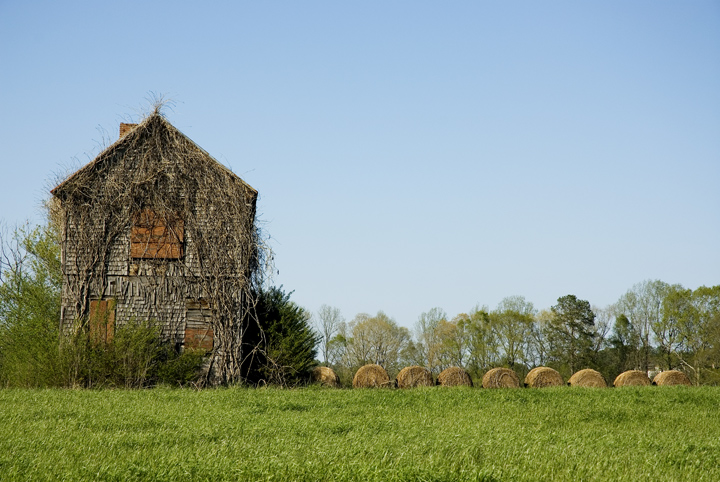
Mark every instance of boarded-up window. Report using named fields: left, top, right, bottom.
left=185, top=299, right=213, bottom=351
left=89, top=299, right=115, bottom=345
left=184, top=326, right=214, bottom=351
left=130, top=210, right=184, bottom=259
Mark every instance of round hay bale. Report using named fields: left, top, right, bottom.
left=352, top=364, right=391, bottom=388
left=613, top=370, right=651, bottom=387
left=653, top=370, right=692, bottom=386
left=437, top=366, right=473, bottom=387
left=396, top=366, right=434, bottom=388
left=568, top=368, right=607, bottom=388
left=482, top=367, right=520, bottom=388
left=524, top=367, right=564, bottom=388
left=311, top=366, right=340, bottom=387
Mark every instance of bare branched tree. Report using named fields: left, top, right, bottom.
left=315, top=304, right=343, bottom=364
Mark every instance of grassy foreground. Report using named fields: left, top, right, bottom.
left=0, top=387, right=718, bottom=481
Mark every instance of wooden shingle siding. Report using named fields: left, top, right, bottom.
left=63, top=222, right=129, bottom=276
left=107, top=233, right=129, bottom=275
left=59, top=274, right=197, bottom=343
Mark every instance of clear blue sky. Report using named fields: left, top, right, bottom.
left=1, top=1, right=718, bottom=329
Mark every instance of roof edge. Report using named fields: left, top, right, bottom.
left=51, top=113, right=257, bottom=198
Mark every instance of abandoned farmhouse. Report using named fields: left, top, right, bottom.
left=51, top=113, right=259, bottom=381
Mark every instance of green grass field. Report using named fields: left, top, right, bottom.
left=0, top=386, right=718, bottom=481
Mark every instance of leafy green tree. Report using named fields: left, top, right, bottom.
left=437, top=314, right=469, bottom=369
left=463, top=307, right=498, bottom=378
left=412, top=308, right=472, bottom=373
left=530, top=309, right=553, bottom=367
left=491, top=296, right=535, bottom=370
left=608, top=313, right=641, bottom=374
left=341, top=311, right=411, bottom=376
left=314, top=304, right=343, bottom=364
left=414, top=307, right=448, bottom=373
left=616, top=280, right=671, bottom=372
left=649, top=283, right=684, bottom=369
left=0, top=224, right=62, bottom=387
left=547, top=295, right=596, bottom=376
left=326, top=321, right=348, bottom=366
left=670, top=285, right=720, bottom=385
left=654, top=284, right=689, bottom=370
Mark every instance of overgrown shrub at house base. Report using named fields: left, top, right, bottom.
left=60, top=318, right=206, bottom=388
left=155, top=347, right=208, bottom=387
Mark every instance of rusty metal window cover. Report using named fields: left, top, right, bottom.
left=89, top=299, right=116, bottom=345
left=184, top=326, right=214, bottom=351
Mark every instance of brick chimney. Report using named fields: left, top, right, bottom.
left=119, top=123, right=138, bottom=138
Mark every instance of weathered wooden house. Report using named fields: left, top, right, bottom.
left=51, top=112, right=259, bottom=381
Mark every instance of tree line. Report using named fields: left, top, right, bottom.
left=314, top=281, right=720, bottom=386
left=1, top=220, right=717, bottom=388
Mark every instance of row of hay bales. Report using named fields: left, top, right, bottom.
left=312, top=365, right=693, bottom=388
left=482, top=366, right=692, bottom=387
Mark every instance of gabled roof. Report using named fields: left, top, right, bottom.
left=51, top=113, right=257, bottom=200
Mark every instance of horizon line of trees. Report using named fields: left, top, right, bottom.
left=313, top=281, right=720, bottom=386
left=1, top=218, right=718, bottom=388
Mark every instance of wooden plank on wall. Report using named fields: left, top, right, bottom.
left=184, top=327, right=213, bottom=351
left=89, top=299, right=115, bottom=344
left=130, top=209, right=184, bottom=259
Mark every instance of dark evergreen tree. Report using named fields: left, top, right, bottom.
left=609, top=314, right=640, bottom=371
left=244, top=286, right=318, bottom=386
left=547, top=295, right=596, bottom=376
